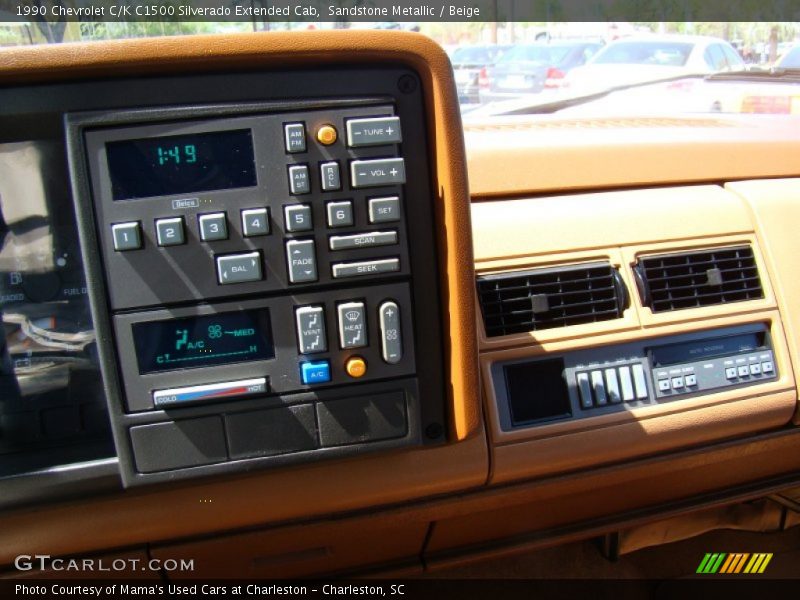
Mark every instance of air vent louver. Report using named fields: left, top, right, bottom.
left=477, top=262, right=628, bottom=338
left=634, top=245, right=764, bottom=313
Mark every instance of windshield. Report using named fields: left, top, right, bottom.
left=2, top=14, right=800, bottom=119
left=591, top=41, right=693, bottom=66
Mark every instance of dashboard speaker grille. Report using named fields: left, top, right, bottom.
left=477, top=262, right=628, bottom=337
left=634, top=245, right=764, bottom=313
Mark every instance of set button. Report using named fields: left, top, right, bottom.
left=199, top=212, right=228, bottom=242
left=155, top=217, right=185, bottom=247
left=368, top=196, right=401, bottom=223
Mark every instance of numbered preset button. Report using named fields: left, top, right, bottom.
left=111, top=222, right=142, bottom=251
left=241, top=208, right=270, bottom=237
left=155, top=217, right=185, bottom=247
left=326, top=200, right=354, bottom=228
left=198, top=212, right=228, bottom=242
left=284, top=204, right=313, bottom=233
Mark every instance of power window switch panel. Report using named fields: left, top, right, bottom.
left=320, top=161, right=341, bottom=191
left=346, top=116, right=402, bottom=147
left=216, top=252, right=262, bottom=285
left=241, top=208, right=270, bottom=236
left=658, top=379, right=671, bottom=392
left=155, top=217, right=185, bottom=246
left=295, top=306, right=327, bottom=354
left=577, top=372, right=593, bottom=409
left=284, top=123, right=306, bottom=153
left=199, top=212, right=228, bottom=241
left=288, top=165, right=311, bottom=195
left=286, top=239, right=318, bottom=283
left=111, top=222, right=142, bottom=251
left=350, top=158, right=406, bottom=188
left=605, top=368, right=621, bottom=403
left=368, top=196, right=401, bottom=223
left=337, top=302, right=367, bottom=349
left=618, top=366, right=635, bottom=401
left=632, top=364, right=649, bottom=399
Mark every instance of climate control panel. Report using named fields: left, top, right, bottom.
left=68, top=73, right=446, bottom=486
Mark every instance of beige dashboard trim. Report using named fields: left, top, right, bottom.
left=465, top=115, right=800, bottom=197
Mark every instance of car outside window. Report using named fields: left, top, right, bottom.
left=592, top=41, right=693, bottom=66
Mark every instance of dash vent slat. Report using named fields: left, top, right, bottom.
left=477, top=262, right=628, bottom=338
left=634, top=245, right=764, bottom=313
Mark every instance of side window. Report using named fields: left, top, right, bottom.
left=722, top=45, right=744, bottom=69
left=704, top=44, right=727, bottom=70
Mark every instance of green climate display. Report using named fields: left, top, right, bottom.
left=106, top=129, right=257, bottom=200
left=131, top=309, right=274, bottom=374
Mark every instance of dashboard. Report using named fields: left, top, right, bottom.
left=1, top=30, right=799, bottom=580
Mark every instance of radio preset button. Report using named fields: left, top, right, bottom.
left=331, top=258, right=400, bottom=279
left=216, top=252, right=262, bottom=285
left=288, top=165, right=311, bottom=195
left=241, top=208, right=270, bottom=237
left=295, top=306, right=327, bottom=354
left=199, top=212, right=228, bottom=242
left=284, top=204, right=313, bottom=233
left=350, top=158, right=406, bottom=188
left=368, top=196, right=401, bottom=223
left=379, top=301, right=402, bottom=364
left=320, top=161, right=341, bottom=192
left=685, top=374, right=698, bottom=387
left=155, top=217, right=185, bottom=247
left=658, top=379, right=671, bottom=392
left=346, top=116, right=402, bottom=147
left=329, top=230, right=398, bottom=251
left=337, top=301, right=367, bottom=349
left=738, top=365, right=750, bottom=377
left=591, top=371, right=607, bottom=406
left=749, top=363, right=762, bottom=375
left=725, top=367, right=738, bottom=380
left=671, top=376, right=684, bottom=389
left=632, top=364, right=649, bottom=399
left=284, top=123, right=306, bottom=153
left=762, top=361, right=774, bottom=374
left=111, top=222, right=142, bottom=251
left=286, top=239, right=318, bottom=283
left=326, top=201, right=354, bottom=228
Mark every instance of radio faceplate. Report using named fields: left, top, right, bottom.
left=493, top=324, right=777, bottom=431
left=66, top=68, right=447, bottom=486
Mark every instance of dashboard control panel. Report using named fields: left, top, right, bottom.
left=65, top=68, right=446, bottom=486
left=493, top=324, right=777, bottom=430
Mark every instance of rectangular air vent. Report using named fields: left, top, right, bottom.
left=477, top=262, right=629, bottom=338
left=634, top=245, right=764, bottom=313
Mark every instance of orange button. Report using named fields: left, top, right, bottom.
left=316, top=124, right=338, bottom=146
left=345, top=356, right=367, bottom=378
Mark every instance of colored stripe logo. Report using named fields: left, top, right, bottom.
left=696, top=552, right=773, bottom=574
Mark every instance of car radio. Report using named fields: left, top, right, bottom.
left=66, top=68, right=447, bottom=486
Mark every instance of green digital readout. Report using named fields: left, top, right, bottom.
left=132, top=309, right=274, bottom=374
left=156, top=144, right=197, bottom=166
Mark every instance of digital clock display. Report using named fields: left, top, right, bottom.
left=106, top=129, right=257, bottom=200
left=132, top=309, right=274, bottom=374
